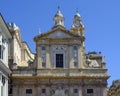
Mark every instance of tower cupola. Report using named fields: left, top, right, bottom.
left=53, top=6, right=64, bottom=27
left=71, top=9, right=84, bottom=35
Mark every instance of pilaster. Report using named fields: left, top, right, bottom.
left=46, top=46, right=51, bottom=68
left=78, top=46, right=81, bottom=68
left=66, top=45, right=70, bottom=68
left=13, top=85, right=19, bottom=96
left=79, top=45, right=85, bottom=68
left=69, top=86, right=73, bottom=96
left=37, top=46, right=42, bottom=69
left=69, top=46, right=74, bottom=68
left=78, top=86, right=82, bottom=96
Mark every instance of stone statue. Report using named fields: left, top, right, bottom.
left=52, top=86, right=67, bottom=96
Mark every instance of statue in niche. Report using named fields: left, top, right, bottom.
left=51, top=86, right=68, bottom=96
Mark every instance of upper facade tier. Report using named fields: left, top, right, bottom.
left=9, top=8, right=108, bottom=79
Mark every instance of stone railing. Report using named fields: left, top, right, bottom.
left=12, top=68, right=108, bottom=77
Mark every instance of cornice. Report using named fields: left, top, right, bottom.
left=0, top=60, right=11, bottom=75
left=22, top=42, right=35, bottom=59
left=34, top=25, right=85, bottom=42
left=34, top=36, right=85, bottom=43
left=10, top=75, right=109, bottom=80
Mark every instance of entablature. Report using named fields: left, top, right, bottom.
left=11, top=68, right=109, bottom=80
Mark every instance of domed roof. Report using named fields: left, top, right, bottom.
left=54, top=6, right=63, bottom=17
left=74, top=9, right=81, bottom=18
left=74, top=12, right=81, bottom=18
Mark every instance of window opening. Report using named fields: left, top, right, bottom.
left=56, top=54, right=63, bottom=68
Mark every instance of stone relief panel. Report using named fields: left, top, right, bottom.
left=47, top=31, right=72, bottom=38
left=54, top=46, right=66, bottom=52
left=85, top=56, right=101, bottom=68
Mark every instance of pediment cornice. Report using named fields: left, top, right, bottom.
left=34, top=25, right=84, bottom=42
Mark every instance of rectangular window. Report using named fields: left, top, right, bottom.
left=9, top=87, right=13, bottom=94
left=41, top=46, right=46, bottom=50
left=56, top=54, right=63, bottom=68
left=41, top=89, right=46, bottom=94
left=87, top=89, right=93, bottom=94
left=74, top=89, right=78, bottom=93
left=26, top=89, right=32, bottom=94
left=42, top=62, right=46, bottom=67
left=73, top=46, right=78, bottom=50
left=74, top=61, right=78, bottom=67
left=2, top=76, right=5, bottom=85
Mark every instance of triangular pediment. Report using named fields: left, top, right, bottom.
left=46, top=31, right=73, bottom=38
left=34, top=26, right=82, bottom=42
left=40, top=26, right=79, bottom=38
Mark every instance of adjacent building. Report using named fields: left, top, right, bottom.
left=0, top=13, right=12, bottom=96
left=7, top=22, right=35, bottom=95
left=108, top=79, right=120, bottom=96
left=8, top=8, right=109, bottom=96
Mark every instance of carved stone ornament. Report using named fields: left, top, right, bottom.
left=54, top=46, right=66, bottom=51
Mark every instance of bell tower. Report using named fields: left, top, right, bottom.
left=53, top=6, right=65, bottom=27
left=71, top=9, right=84, bottom=36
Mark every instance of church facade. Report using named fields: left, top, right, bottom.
left=8, top=8, right=109, bottom=96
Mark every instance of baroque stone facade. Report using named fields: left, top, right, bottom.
left=8, top=8, right=109, bottom=96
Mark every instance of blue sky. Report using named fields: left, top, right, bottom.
left=0, top=0, right=120, bottom=86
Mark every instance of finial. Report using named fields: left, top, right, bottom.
left=38, top=28, right=41, bottom=35
left=76, top=8, right=79, bottom=13
left=74, top=8, right=81, bottom=17
left=58, top=6, right=60, bottom=11
left=57, top=6, right=61, bottom=13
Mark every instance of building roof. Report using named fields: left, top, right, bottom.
left=0, top=13, right=12, bottom=39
